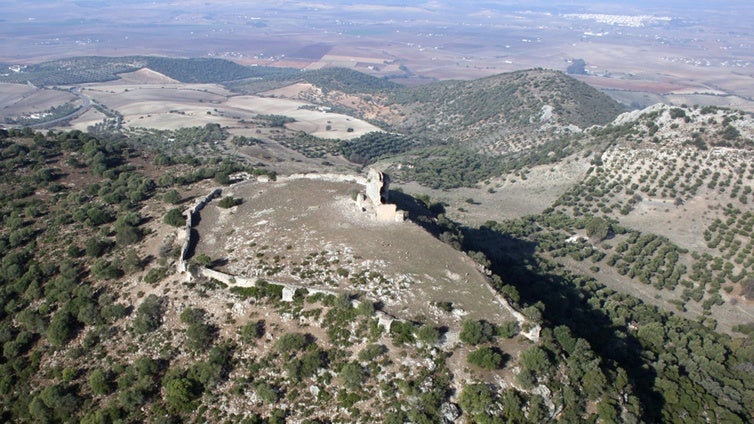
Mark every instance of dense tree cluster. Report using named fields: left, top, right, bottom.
left=473, top=217, right=754, bottom=422
left=0, top=128, right=279, bottom=422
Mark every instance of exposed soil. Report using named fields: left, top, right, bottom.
left=394, top=154, right=593, bottom=226
left=193, top=177, right=516, bottom=328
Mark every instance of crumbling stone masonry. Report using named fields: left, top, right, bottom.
left=177, top=188, right=222, bottom=273
left=359, top=168, right=406, bottom=222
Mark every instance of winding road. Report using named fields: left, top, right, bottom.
left=27, top=87, right=91, bottom=129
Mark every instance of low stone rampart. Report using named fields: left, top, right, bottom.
left=176, top=188, right=222, bottom=273
left=277, top=173, right=367, bottom=185
left=179, top=176, right=535, bottom=342
left=195, top=266, right=398, bottom=331
left=484, top=283, right=541, bottom=343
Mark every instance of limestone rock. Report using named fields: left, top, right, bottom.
left=440, top=402, right=460, bottom=423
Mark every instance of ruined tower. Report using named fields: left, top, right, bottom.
left=360, top=168, right=404, bottom=222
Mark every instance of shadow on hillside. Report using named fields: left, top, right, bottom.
left=389, top=190, right=446, bottom=237
left=466, top=226, right=664, bottom=421
left=210, top=258, right=228, bottom=268
left=184, top=228, right=200, bottom=260
left=393, top=189, right=663, bottom=421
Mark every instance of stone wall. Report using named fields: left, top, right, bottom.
left=277, top=172, right=367, bottom=185
left=178, top=174, right=528, bottom=341
left=176, top=188, right=222, bottom=273
left=195, top=266, right=398, bottom=331
left=484, top=282, right=541, bottom=342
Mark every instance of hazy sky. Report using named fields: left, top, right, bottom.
left=1, top=0, right=752, bottom=64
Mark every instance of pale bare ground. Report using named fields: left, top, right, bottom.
left=261, top=82, right=317, bottom=98
left=193, top=178, right=515, bottom=327
left=305, top=53, right=402, bottom=73
left=0, top=84, right=78, bottom=117
left=225, top=95, right=381, bottom=139
left=62, top=78, right=382, bottom=137
left=81, top=84, right=230, bottom=108
left=76, top=82, right=233, bottom=131
left=393, top=154, right=593, bottom=226
left=0, top=84, right=37, bottom=104
left=620, top=194, right=719, bottom=253
left=115, top=68, right=180, bottom=84
left=555, top=254, right=754, bottom=335
left=69, top=108, right=107, bottom=132
left=663, top=94, right=754, bottom=113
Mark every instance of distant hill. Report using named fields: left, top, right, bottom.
left=298, top=68, right=400, bottom=94
left=141, top=57, right=297, bottom=84
left=227, top=66, right=403, bottom=96
left=0, top=55, right=397, bottom=91
left=273, top=69, right=625, bottom=167
left=251, top=69, right=627, bottom=189
left=384, top=69, right=624, bottom=149
left=0, top=56, right=298, bottom=86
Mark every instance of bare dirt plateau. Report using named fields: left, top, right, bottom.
left=63, top=69, right=381, bottom=138
left=193, top=177, right=515, bottom=327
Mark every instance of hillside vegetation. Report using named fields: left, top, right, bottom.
left=2, top=60, right=754, bottom=423
left=1, top=126, right=753, bottom=422
left=388, top=69, right=622, bottom=134
left=2, top=58, right=625, bottom=190
left=0, top=56, right=297, bottom=86
left=261, top=69, right=623, bottom=189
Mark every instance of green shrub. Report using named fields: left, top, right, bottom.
left=163, top=189, right=181, bottom=204
left=275, top=332, right=310, bottom=353
left=255, top=382, right=279, bottom=404
left=241, top=320, right=265, bottom=342
left=496, top=320, right=518, bottom=339
left=88, top=368, right=111, bottom=395
left=460, top=319, right=495, bottom=345
left=132, top=294, right=163, bottom=334
left=358, top=343, right=386, bottom=361
left=339, top=362, right=366, bottom=390
left=164, top=208, right=185, bottom=227
left=217, top=196, right=242, bottom=208
left=46, top=310, right=76, bottom=347
left=144, top=267, right=169, bottom=284
left=416, top=324, right=440, bottom=345
left=164, top=377, right=201, bottom=413
left=467, top=346, right=505, bottom=370
left=389, top=321, right=415, bottom=345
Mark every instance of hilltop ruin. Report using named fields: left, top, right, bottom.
left=357, top=168, right=405, bottom=222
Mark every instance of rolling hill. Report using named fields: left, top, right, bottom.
left=1, top=59, right=754, bottom=423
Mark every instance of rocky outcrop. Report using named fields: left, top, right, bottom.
left=194, top=265, right=399, bottom=331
